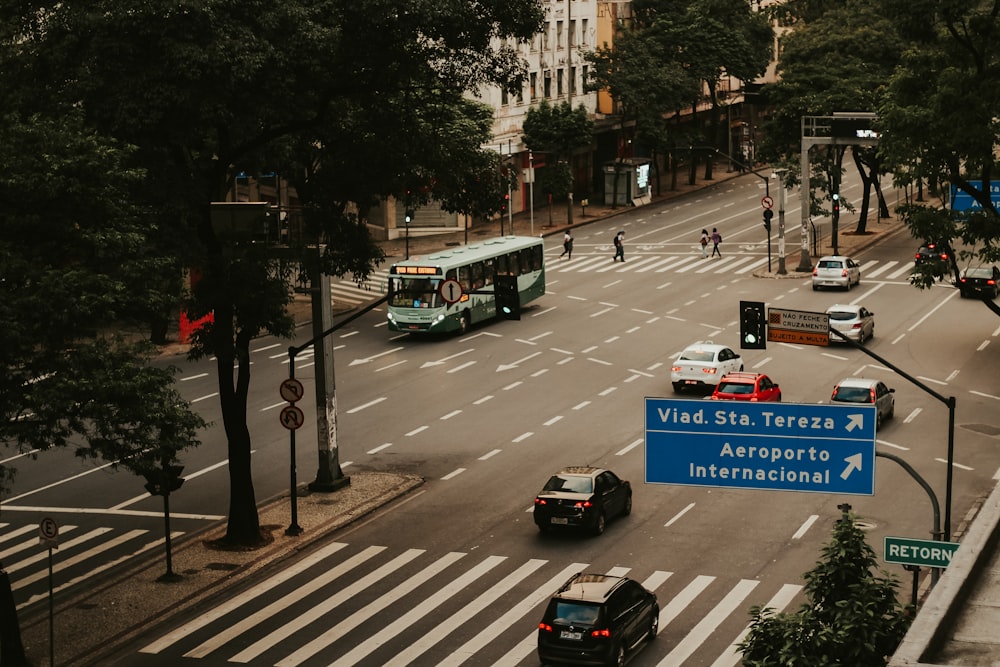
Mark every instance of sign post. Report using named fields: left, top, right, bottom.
left=645, top=398, right=876, bottom=495
left=280, top=377, right=306, bottom=536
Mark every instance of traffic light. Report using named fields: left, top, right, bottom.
left=832, top=193, right=840, bottom=215
left=500, top=193, right=509, bottom=216
left=404, top=209, right=415, bottom=224
left=762, top=208, right=773, bottom=232
left=739, top=300, right=766, bottom=350
left=493, top=273, right=520, bottom=320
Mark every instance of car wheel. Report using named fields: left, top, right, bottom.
left=858, top=329, right=866, bottom=345
left=812, top=284, right=819, bottom=291
left=672, top=382, right=683, bottom=394
left=592, top=512, right=606, bottom=536
left=647, top=605, right=660, bottom=641
left=611, top=644, right=626, bottom=667
left=537, top=521, right=550, bottom=534
left=876, top=412, right=883, bottom=431
left=622, top=494, right=632, bottom=516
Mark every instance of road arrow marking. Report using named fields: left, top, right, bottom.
left=421, top=348, right=474, bottom=369
left=496, top=351, right=542, bottom=372
left=350, top=347, right=404, bottom=366
left=845, top=414, right=865, bottom=432
left=841, top=453, right=863, bottom=480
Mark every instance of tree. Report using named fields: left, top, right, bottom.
left=739, top=507, right=912, bottom=666
left=878, top=0, right=1000, bottom=318
left=1, top=0, right=545, bottom=545
left=522, top=100, right=594, bottom=224
left=757, top=0, right=905, bottom=229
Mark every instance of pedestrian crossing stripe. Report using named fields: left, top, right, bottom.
left=139, top=543, right=803, bottom=667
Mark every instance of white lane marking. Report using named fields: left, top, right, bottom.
left=664, top=503, right=695, bottom=528
left=792, top=514, right=819, bottom=540
left=657, top=579, right=760, bottom=665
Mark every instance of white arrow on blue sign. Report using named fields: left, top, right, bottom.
left=645, top=398, right=876, bottom=495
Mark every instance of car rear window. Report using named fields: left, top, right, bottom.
left=553, top=602, right=601, bottom=626
left=833, top=387, right=872, bottom=403
left=819, top=260, right=842, bottom=269
left=827, top=311, right=855, bottom=321
left=679, top=350, right=715, bottom=362
left=718, top=382, right=754, bottom=394
left=543, top=475, right=593, bottom=493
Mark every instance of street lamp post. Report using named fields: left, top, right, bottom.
left=775, top=168, right=787, bottom=275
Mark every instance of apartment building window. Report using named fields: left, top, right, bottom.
left=581, top=19, right=588, bottom=48
left=544, top=71, right=552, bottom=98
left=501, top=86, right=509, bottom=106
left=530, top=72, right=537, bottom=101
left=569, top=66, right=576, bottom=95
left=556, top=21, right=563, bottom=49
left=542, top=25, right=550, bottom=50
left=557, top=69, right=564, bottom=97
left=582, top=65, right=589, bottom=91
left=569, top=20, right=576, bottom=49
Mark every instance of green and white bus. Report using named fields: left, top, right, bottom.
left=386, top=235, right=546, bottom=334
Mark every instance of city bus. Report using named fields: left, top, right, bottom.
left=386, top=235, right=545, bottom=334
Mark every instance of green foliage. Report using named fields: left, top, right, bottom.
left=0, top=110, right=205, bottom=492
left=878, top=0, right=1000, bottom=289
left=739, top=510, right=913, bottom=666
left=522, top=100, right=594, bottom=162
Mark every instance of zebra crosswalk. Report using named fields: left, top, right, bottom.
left=134, top=540, right=803, bottom=667
left=324, top=253, right=917, bottom=314
left=0, top=521, right=181, bottom=611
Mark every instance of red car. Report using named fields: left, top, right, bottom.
left=710, top=372, right=782, bottom=402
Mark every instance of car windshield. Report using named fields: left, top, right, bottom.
left=827, top=311, right=857, bottom=321
left=833, top=386, right=873, bottom=403
left=718, top=382, right=754, bottom=394
left=679, top=350, right=715, bottom=362
left=543, top=475, right=593, bottom=494
left=553, top=602, right=600, bottom=626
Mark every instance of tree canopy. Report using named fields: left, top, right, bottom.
left=0, top=0, right=545, bottom=544
left=739, top=509, right=912, bottom=666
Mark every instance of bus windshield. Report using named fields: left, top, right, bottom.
left=389, top=277, right=443, bottom=308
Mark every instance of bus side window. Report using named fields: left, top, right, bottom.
left=458, top=265, right=471, bottom=292
left=471, top=261, right=484, bottom=290
left=483, top=258, right=494, bottom=285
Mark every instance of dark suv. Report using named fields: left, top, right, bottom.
left=537, top=572, right=659, bottom=667
left=914, top=240, right=951, bottom=265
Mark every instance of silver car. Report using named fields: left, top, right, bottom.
left=826, top=304, right=875, bottom=344
left=831, top=377, right=895, bottom=429
left=812, top=255, right=861, bottom=291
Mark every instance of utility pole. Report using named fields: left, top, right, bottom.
left=775, top=168, right=787, bottom=275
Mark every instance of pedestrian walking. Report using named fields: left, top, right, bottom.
left=710, top=227, right=722, bottom=258
left=560, top=231, right=574, bottom=259
left=700, top=228, right=709, bottom=258
left=612, top=230, right=625, bottom=262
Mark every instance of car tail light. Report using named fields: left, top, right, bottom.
left=591, top=628, right=611, bottom=638
left=812, top=267, right=819, bottom=276
left=534, top=498, right=546, bottom=506
left=989, top=279, right=997, bottom=286
left=960, top=278, right=968, bottom=284
left=915, top=252, right=921, bottom=261
left=869, top=388, right=877, bottom=402
left=941, top=253, right=949, bottom=260
left=841, top=269, right=849, bottom=277
left=573, top=500, right=593, bottom=508
left=539, top=622, right=553, bottom=633
left=852, top=323, right=862, bottom=329
left=671, top=365, right=681, bottom=372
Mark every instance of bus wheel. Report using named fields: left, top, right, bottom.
left=459, top=311, right=471, bottom=335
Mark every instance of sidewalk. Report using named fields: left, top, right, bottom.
left=13, top=166, right=908, bottom=667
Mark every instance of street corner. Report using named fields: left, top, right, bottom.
left=752, top=266, right=813, bottom=279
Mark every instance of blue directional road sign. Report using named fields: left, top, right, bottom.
left=645, top=398, right=876, bottom=495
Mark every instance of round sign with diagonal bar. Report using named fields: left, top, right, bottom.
left=279, top=378, right=304, bottom=403
left=279, top=405, right=305, bottom=430
left=761, top=196, right=774, bottom=209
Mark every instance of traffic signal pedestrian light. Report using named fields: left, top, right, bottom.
left=404, top=209, right=415, bottom=224
left=763, top=208, right=773, bottom=232
left=143, top=465, right=185, bottom=496
left=832, top=193, right=840, bottom=215
left=493, top=273, right=520, bottom=320
left=739, top=300, right=766, bottom=350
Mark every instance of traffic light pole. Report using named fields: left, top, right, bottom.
left=829, top=328, right=957, bottom=541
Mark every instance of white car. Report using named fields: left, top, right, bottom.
left=826, top=304, right=875, bottom=344
left=671, top=342, right=744, bottom=393
left=812, top=255, right=861, bottom=291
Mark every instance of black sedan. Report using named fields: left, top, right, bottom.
left=914, top=240, right=951, bottom=264
left=533, top=467, right=632, bottom=535
left=958, top=265, right=1000, bottom=299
